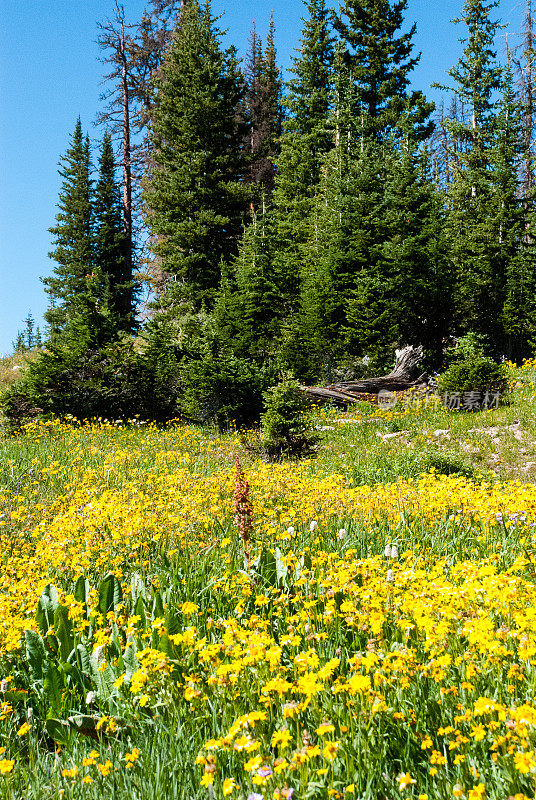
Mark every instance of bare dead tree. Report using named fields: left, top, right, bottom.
left=513, top=0, right=536, bottom=202
left=96, top=0, right=184, bottom=301
left=429, top=95, right=467, bottom=190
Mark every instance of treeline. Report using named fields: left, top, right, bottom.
left=6, top=0, right=536, bottom=425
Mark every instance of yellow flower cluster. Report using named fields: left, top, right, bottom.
left=0, top=414, right=535, bottom=796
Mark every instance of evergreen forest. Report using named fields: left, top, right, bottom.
left=6, top=0, right=536, bottom=425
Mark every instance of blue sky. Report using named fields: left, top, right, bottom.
left=0, top=0, right=523, bottom=355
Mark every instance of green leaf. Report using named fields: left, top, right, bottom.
left=275, top=547, right=287, bottom=586
left=76, top=643, right=91, bottom=676
left=152, top=590, right=164, bottom=619
left=43, top=663, right=64, bottom=717
left=90, top=649, right=116, bottom=700
left=98, top=574, right=123, bottom=617
left=68, top=714, right=101, bottom=740
left=134, top=596, right=147, bottom=631
left=131, top=572, right=145, bottom=605
left=54, top=604, right=74, bottom=662
left=46, top=718, right=71, bottom=746
left=74, top=576, right=89, bottom=608
left=258, top=546, right=277, bottom=587
left=36, top=584, right=59, bottom=634
left=122, top=646, right=138, bottom=681
left=25, top=630, right=47, bottom=686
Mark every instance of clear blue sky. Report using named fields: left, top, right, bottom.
left=0, top=0, right=523, bottom=355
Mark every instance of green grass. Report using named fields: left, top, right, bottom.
left=1, top=366, right=536, bottom=799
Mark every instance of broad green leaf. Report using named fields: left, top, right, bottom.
left=43, top=663, right=63, bottom=717
left=258, top=546, right=277, bottom=587
left=54, top=604, right=74, bottom=662
left=98, top=574, right=123, bottom=617
left=152, top=590, right=164, bottom=618
left=131, top=572, right=145, bottom=605
left=75, top=643, right=90, bottom=675
left=134, top=595, right=147, bottom=631
left=122, top=646, right=138, bottom=681
left=36, top=584, right=59, bottom=635
left=275, top=547, right=288, bottom=585
left=46, top=718, right=71, bottom=746
left=25, top=630, right=47, bottom=686
left=74, top=576, right=89, bottom=608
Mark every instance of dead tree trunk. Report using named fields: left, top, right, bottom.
left=301, top=345, right=426, bottom=406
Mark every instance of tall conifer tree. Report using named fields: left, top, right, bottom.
left=441, top=0, right=511, bottom=347
left=332, top=0, right=434, bottom=140
left=243, top=15, right=283, bottom=199
left=43, top=118, right=94, bottom=335
left=144, top=0, right=249, bottom=311
left=94, top=132, right=137, bottom=336
left=270, top=0, right=334, bottom=308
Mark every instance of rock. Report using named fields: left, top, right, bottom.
left=376, top=431, right=409, bottom=441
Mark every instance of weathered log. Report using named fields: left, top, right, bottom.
left=301, top=345, right=426, bottom=406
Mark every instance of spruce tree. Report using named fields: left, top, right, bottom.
left=270, top=0, right=334, bottom=309
left=332, top=0, right=434, bottom=141
left=345, top=138, right=450, bottom=365
left=43, top=119, right=94, bottom=335
left=441, top=0, right=512, bottom=348
left=94, top=131, right=136, bottom=336
left=497, top=60, right=536, bottom=358
left=214, top=208, right=281, bottom=362
left=287, top=48, right=370, bottom=377
left=144, top=0, right=250, bottom=311
left=243, top=15, right=283, bottom=198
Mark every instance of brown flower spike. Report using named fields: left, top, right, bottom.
left=233, top=455, right=253, bottom=560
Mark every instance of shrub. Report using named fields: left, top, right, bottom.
left=437, top=357, right=508, bottom=397
left=444, top=332, right=490, bottom=365
left=260, top=375, right=319, bottom=459
left=0, top=328, right=183, bottom=430
left=179, top=348, right=265, bottom=428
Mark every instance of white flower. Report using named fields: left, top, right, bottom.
left=0, top=679, right=7, bottom=693
left=386, top=570, right=394, bottom=583
left=86, top=691, right=96, bottom=706
left=390, top=545, right=398, bottom=559
left=384, top=544, right=392, bottom=558
left=93, top=645, right=105, bottom=662
left=338, top=528, right=346, bottom=540
left=287, top=526, right=295, bottom=536
left=309, top=520, right=318, bottom=532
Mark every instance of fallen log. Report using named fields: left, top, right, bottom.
left=301, top=345, right=427, bottom=407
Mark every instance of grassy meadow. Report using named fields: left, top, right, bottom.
left=1, top=361, right=536, bottom=798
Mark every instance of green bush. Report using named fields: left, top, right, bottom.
left=260, top=375, right=319, bottom=459
left=1, top=324, right=183, bottom=430
left=437, top=357, right=508, bottom=396
left=444, top=332, right=490, bottom=365
left=179, top=348, right=265, bottom=428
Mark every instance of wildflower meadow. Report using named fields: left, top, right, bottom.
left=1, top=363, right=536, bottom=799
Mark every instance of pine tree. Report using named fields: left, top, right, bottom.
left=497, top=58, right=536, bottom=358
left=346, top=138, right=450, bottom=365
left=332, top=0, right=434, bottom=141
left=441, top=0, right=511, bottom=348
left=94, top=131, right=136, bottom=336
left=214, top=208, right=281, bottom=362
left=270, top=0, right=335, bottom=309
left=43, top=119, right=94, bottom=335
left=287, top=50, right=372, bottom=377
left=288, top=44, right=449, bottom=377
left=243, top=14, right=283, bottom=199
left=144, top=0, right=249, bottom=311
left=514, top=0, right=536, bottom=200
